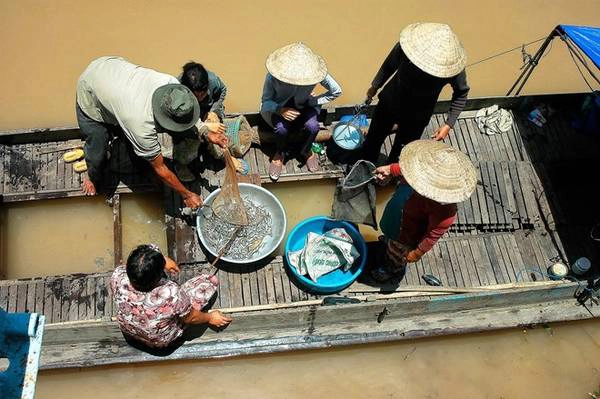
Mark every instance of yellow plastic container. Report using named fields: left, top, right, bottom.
left=73, top=160, right=88, bottom=173
left=63, top=148, right=84, bottom=163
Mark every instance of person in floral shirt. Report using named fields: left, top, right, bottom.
left=111, top=244, right=232, bottom=348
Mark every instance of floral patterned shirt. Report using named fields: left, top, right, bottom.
left=111, top=266, right=192, bottom=348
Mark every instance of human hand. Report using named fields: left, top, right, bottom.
left=432, top=124, right=451, bottom=141
left=406, top=248, right=424, bottom=263
left=207, top=131, right=228, bottom=148
left=366, top=86, right=378, bottom=101
left=205, top=122, right=226, bottom=135
left=375, top=165, right=392, bottom=185
left=206, top=112, right=220, bottom=123
left=164, top=256, right=180, bottom=274
left=207, top=310, right=232, bottom=328
left=183, top=192, right=203, bottom=209
left=279, top=107, right=300, bottom=121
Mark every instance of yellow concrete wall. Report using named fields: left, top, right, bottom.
left=0, top=0, right=599, bottom=130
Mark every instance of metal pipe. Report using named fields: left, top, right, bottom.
left=506, top=30, right=558, bottom=96
left=561, top=34, right=600, bottom=87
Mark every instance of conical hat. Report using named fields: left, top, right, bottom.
left=399, top=23, right=467, bottom=78
left=399, top=140, right=476, bottom=203
left=266, top=42, right=327, bottom=85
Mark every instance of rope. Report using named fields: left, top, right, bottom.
left=565, top=37, right=598, bottom=92
left=466, top=37, right=547, bottom=68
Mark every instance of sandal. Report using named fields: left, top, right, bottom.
left=306, top=154, right=320, bottom=173
left=269, top=160, right=283, bottom=181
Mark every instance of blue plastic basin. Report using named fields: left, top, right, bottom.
left=284, top=216, right=368, bottom=294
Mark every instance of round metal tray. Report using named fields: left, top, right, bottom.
left=196, top=183, right=287, bottom=264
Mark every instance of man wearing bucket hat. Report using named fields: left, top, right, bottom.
left=371, top=140, right=477, bottom=281
left=361, top=23, right=470, bottom=164
left=260, top=43, right=342, bottom=181
left=76, top=56, right=209, bottom=208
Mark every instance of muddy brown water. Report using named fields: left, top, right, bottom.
left=1, top=0, right=600, bottom=130
left=1, top=0, right=600, bottom=396
left=35, top=320, right=600, bottom=398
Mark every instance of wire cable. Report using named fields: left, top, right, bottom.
left=466, top=37, right=547, bottom=68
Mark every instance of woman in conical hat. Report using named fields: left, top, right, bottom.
left=260, top=42, right=342, bottom=181
left=361, top=23, right=470, bottom=165
left=371, top=140, right=477, bottom=282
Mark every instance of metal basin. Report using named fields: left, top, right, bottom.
left=196, top=183, right=287, bottom=264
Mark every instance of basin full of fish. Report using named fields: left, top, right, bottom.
left=200, top=196, right=273, bottom=261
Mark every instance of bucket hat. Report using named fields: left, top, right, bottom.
left=399, top=23, right=467, bottom=78
left=152, top=84, right=200, bottom=132
left=266, top=42, right=327, bottom=85
left=399, top=140, right=476, bottom=203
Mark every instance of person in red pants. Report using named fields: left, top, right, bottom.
left=372, top=140, right=477, bottom=281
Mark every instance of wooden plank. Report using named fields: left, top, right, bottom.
left=463, top=119, right=486, bottom=161
left=493, top=235, right=517, bottom=283
left=474, top=163, right=489, bottom=226
left=446, top=240, right=468, bottom=287
left=493, top=162, right=512, bottom=228
left=255, top=265, right=269, bottom=305
left=518, top=162, right=539, bottom=224
left=16, top=283, right=28, bottom=313
left=60, top=278, right=72, bottom=322
left=228, top=268, right=245, bottom=308
left=262, top=262, right=278, bottom=304
left=486, top=161, right=507, bottom=228
left=248, top=268, right=261, bottom=306
left=483, top=235, right=507, bottom=284
left=479, top=161, right=498, bottom=226
left=466, top=238, right=491, bottom=286
left=502, top=234, right=528, bottom=283
left=429, top=244, right=449, bottom=286
left=85, top=276, right=96, bottom=320
left=458, top=239, right=481, bottom=286
left=216, top=269, right=231, bottom=309
left=112, top=194, right=123, bottom=266
left=94, top=276, right=106, bottom=318
left=439, top=241, right=460, bottom=287
left=0, top=285, right=9, bottom=310
left=274, top=261, right=292, bottom=303
left=508, top=161, right=528, bottom=223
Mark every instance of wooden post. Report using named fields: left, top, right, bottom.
left=111, top=194, right=122, bottom=266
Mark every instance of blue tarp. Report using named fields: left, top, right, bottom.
left=560, top=25, right=600, bottom=70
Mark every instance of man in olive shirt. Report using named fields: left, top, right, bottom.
left=362, top=23, right=470, bottom=164
left=76, top=56, right=224, bottom=208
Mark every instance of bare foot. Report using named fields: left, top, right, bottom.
left=272, top=151, right=284, bottom=166
left=81, top=176, right=97, bottom=196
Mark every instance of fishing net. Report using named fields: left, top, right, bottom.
left=211, top=148, right=249, bottom=226
left=331, top=160, right=378, bottom=228
left=201, top=195, right=273, bottom=260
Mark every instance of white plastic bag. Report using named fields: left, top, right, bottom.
left=288, top=228, right=359, bottom=282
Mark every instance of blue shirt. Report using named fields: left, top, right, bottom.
left=260, top=73, right=342, bottom=127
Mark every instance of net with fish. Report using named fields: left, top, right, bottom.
left=211, top=148, right=249, bottom=226
left=202, top=195, right=273, bottom=260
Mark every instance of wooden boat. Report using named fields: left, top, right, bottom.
left=0, top=93, right=598, bottom=370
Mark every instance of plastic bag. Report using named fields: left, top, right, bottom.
left=331, top=160, right=378, bottom=228
left=288, top=228, right=359, bottom=282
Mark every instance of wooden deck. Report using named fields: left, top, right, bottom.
left=1, top=94, right=599, bottom=368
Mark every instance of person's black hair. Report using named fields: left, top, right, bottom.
left=126, top=245, right=166, bottom=292
left=180, top=61, right=209, bottom=93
